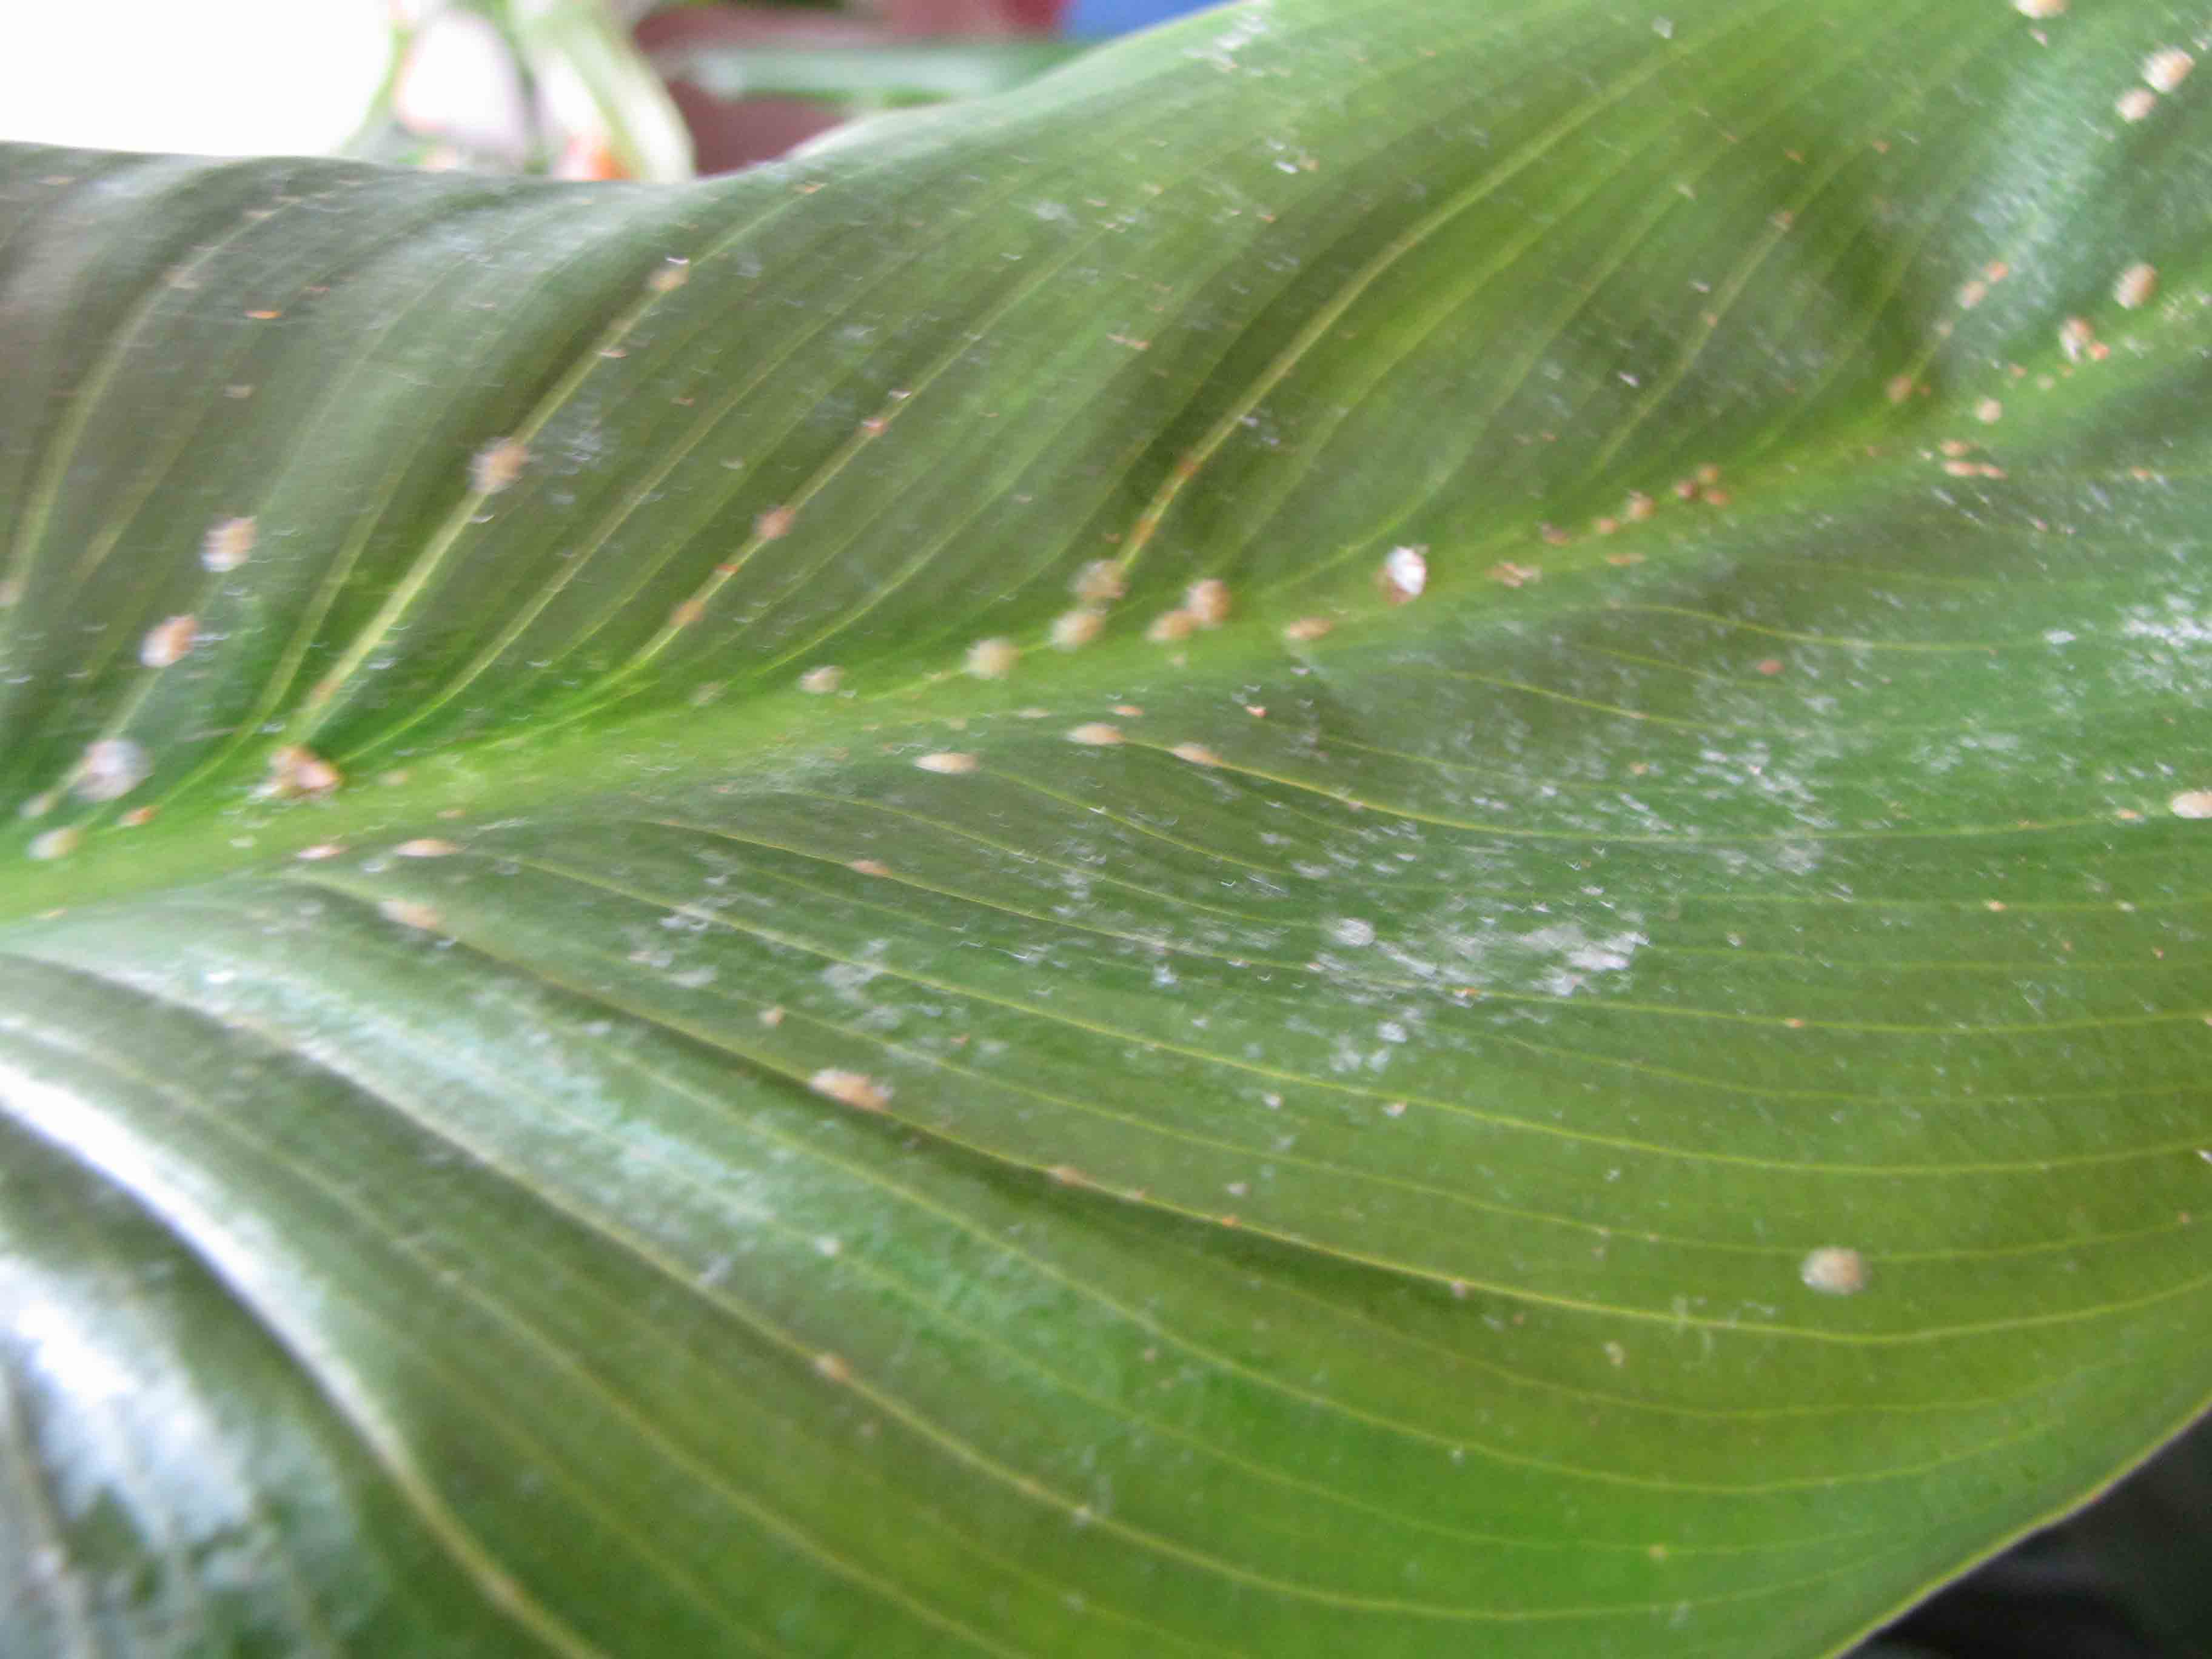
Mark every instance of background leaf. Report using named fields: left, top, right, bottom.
left=4, top=1, right=2211, bottom=1655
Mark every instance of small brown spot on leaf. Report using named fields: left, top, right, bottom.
left=1052, top=607, right=1105, bottom=650
left=140, top=615, right=196, bottom=668
left=1800, top=1247, right=1868, bottom=1295
left=263, top=745, right=341, bottom=799
left=1185, top=578, right=1231, bottom=626
left=73, top=739, right=148, bottom=803
left=471, top=438, right=529, bottom=495
left=1147, top=609, right=1198, bottom=643
left=2145, top=48, right=2194, bottom=92
left=379, top=898, right=444, bottom=932
left=1072, top=560, right=1126, bottom=603
left=202, top=517, right=256, bottom=572
left=965, top=637, right=1018, bottom=680
left=1378, top=545, right=1427, bottom=603
left=810, top=1068, right=890, bottom=1111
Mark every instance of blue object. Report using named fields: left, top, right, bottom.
left=1065, top=0, right=1216, bottom=36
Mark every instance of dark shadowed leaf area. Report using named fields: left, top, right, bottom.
left=3, top=2, right=2210, bottom=1655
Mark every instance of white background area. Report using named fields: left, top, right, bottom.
left=0, top=1, right=401, bottom=157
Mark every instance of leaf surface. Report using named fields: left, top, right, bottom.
left=4, top=2, right=2211, bottom=1655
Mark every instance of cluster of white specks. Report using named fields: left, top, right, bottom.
left=72, top=739, right=149, bottom=803
left=2013, top=0, right=2064, bottom=17
left=1378, top=545, right=1427, bottom=603
left=295, top=842, right=348, bottom=861
left=2114, top=262, right=2159, bottom=309
left=756, top=505, right=796, bottom=540
left=201, top=515, right=256, bottom=572
left=2118, top=87, right=2159, bottom=122
left=1052, top=606, right=1105, bottom=651
left=2145, top=49, right=2194, bottom=93
left=1330, top=916, right=1376, bottom=948
left=1067, top=722, right=1124, bottom=746
left=2060, top=316, right=2102, bottom=362
left=914, top=751, right=978, bottom=775
left=1282, top=616, right=1333, bottom=642
left=394, top=837, right=461, bottom=858
left=2169, top=789, right=2212, bottom=819
left=848, top=858, right=891, bottom=877
left=1975, top=397, right=2004, bottom=425
left=27, top=825, right=81, bottom=861
left=139, top=614, right=197, bottom=668
left=809, top=1068, right=891, bottom=1111
left=1799, top=1246, right=1868, bottom=1296
left=378, top=897, right=444, bottom=932
left=812, top=1352, right=851, bottom=1384
left=261, top=744, right=341, bottom=799
left=965, top=637, right=1019, bottom=680
left=646, top=259, right=690, bottom=294
left=470, top=438, right=529, bottom=496
left=1170, top=743, right=1222, bottom=767
left=798, top=665, right=843, bottom=695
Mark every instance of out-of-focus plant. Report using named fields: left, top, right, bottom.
left=349, top=0, right=694, bottom=178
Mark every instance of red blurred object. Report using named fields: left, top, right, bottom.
left=636, top=1, right=1071, bottom=174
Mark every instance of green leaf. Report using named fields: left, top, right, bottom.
left=4, top=1, right=2210, bottom=1654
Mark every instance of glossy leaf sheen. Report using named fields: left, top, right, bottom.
left=4, top=2, right=2211, bottom=1655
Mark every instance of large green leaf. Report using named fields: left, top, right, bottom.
left=4, top=1, right=2210, bottom=1654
